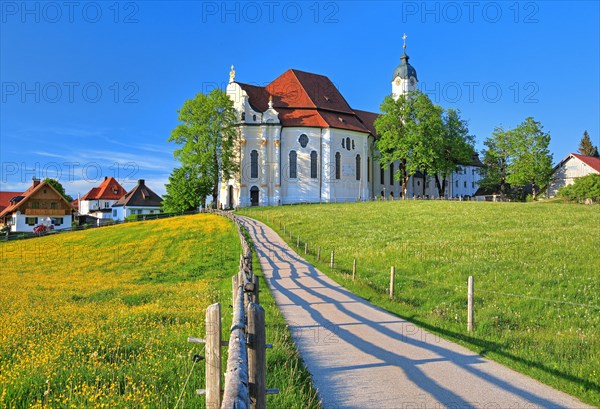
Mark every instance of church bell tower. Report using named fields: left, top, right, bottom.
left=391, top=34, right=418, bottom=100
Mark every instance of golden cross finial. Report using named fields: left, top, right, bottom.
left=229, top=65, right=235, bottom=83
left=402, top=33, right=407, bottom=50
left=268, top=94, right=273, bottom=109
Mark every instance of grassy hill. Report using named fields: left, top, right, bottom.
left=240, top=201, right=600, bottom=405
left=0, top=214, right=320, bottom=408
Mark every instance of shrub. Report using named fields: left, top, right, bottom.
left=558, top=174, right=600, bottom=203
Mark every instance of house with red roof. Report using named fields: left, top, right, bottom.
left=0, top=179, right=74, bottom=232
left=79, top=176, right=127, bottom=221
left=547, top=153, right=600, bottom=197
left=221, top=48, right=483, bottom=207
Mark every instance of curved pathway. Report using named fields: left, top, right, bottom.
left=239, top=216, right=592, bottom=409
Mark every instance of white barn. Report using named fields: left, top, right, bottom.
left=547, top=153, right=600, bottom=197
left=220, top=48, right=482, bottom=207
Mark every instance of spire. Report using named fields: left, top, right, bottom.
left=268, top=94, right=273, bottom=109
left=229, top=65, right=235, bottom=83
left=402, top=33, right=407, bottom=51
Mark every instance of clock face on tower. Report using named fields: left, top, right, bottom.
left=394, top=78, right=401, bottom=86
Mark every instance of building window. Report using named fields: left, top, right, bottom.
left=289, top=150, right=297, bottom=178
left=299, top=134, right=309, bottom=148
left=346, top=137, right=351, bottom=151
left=104, top=202, right=110, bottom=208
left=250, top=150, right=259, bottom=179
left=26, top=217, right=38, bottom=226
left=51, top=217, right=63, bottom=226
left=352, top=140, right=355, bottom=150
left=342, top=139, right=345, bottom=149
left=30, top=201, right=39, bottom=209
left=356, top=155, right=361, bottom=181
left=380, top=166, right=384, bottom=184
left=367, top=157, right=371, bottom=182
left=335, top=152, right=341, bottom=180
left=241, top=112, right=245, bottom=121
left=390, top=163, right=394, bottom=186
left=253, top=114, right=257, bottom=121
left=310, top=151, right=318, bottom=179
left=113, top=210, right=117, bottom=217
left=472, top=181, right=476, bottom=188
left=426, top=180, right=430, bottom=188
left=50, top=202, right=57, bottom=209
left=464, top=181, right=467, bottom=188
left=455, top=180, right=459, bottom=188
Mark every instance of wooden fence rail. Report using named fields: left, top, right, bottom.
left=190, top=210, right=277, bottom=409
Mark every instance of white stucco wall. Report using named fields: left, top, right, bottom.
left=547, top=156, right=600, bottom=197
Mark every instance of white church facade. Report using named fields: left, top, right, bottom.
left=220, top=48, right=482, bottom=208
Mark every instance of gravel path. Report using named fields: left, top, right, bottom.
left=239, top=216, right=592, bottom=409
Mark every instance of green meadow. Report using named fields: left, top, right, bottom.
left=240, top=201, right=600, bottom=406
left=0, top=214, right=320, bottom=408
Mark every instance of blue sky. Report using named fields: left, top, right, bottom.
left=1, top=1, right=598, bottom=197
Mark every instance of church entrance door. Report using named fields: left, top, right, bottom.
left=250, top=186, right=259, bottom=206
left=228, top=185, right=234, bottom=208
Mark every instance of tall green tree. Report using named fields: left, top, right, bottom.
left=374, top=90, right=442, bottom=198
left=43, top=178, right=73, bottom=202
left=479, top=127, right=511, bottom=196
left=162, top=166, right=210, bottom=212
left=578, top=130, right=599, bottom=157
left=432, top=108, right=475, bottom=197
left=505, top=117, right=553, bottom=200
left=168, top=89, right=238, bottom=208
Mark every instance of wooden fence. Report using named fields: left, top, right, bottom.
left=190, top=210, right=278, bottom=409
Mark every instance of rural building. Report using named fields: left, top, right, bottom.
left=220, top=45, right=482, bottom=207
left=547, top=153, right=600, bottom=197
left=0, top=178, right=74, bottom=232
left=79, top=176, right=127, bottom=221
left=112, top=179, right=163, bottom=220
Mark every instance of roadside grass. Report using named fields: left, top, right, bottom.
left=239, top=201, right=600, bottom=406
left=0, top=213, right=320, bottom=408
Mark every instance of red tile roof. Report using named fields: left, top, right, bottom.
left=237, top=69, right=379, bottom=135
left=81, top=177, right=127, bottom=200
left=0, top=191, right=22, bottom=212
left=0, top=181, right=74, bottom=219
left=572, top=153, right=600, bottom=173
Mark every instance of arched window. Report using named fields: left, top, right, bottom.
left=352, top=140, right=355, bottom=150
left=390, top=163, right=394, bottom=186
left=310, top=151, right=318, bottom=179
left=289, top=150, right=297, bottom=179
left=299, top=134, right=309, bottom=148
left=356, top=154, right=361, bottom=181
left=342, top=139, right=345, bottom=149
left=250, top=150, right=258, bottom=179
left=241, top=112, right=246, bottom=121
left=367, top=157, right=371, bottom=182
left=253, top=114, right=257, bottom=121
left=346, top=137, right=351, bottom=151
left=335, top=152, right=341, bottom=180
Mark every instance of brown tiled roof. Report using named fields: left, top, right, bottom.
left=113, top=180, right=163, bottom=208
left=0, top=191, right=22, bottom=212
left=0, top=181, right=74, bottom=219
left=236, top=69, right=378, bottom=135
left=81, top=177, right=127, bottom=200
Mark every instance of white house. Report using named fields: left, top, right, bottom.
left=0, top=179, right=74, bottom=232
left=547, top=153, right=600, bottom=197
left=112, top=179, right=163, bottom=220
left=220, top=44, right=482, bottom=207
left=79, top=176, right=127, bottom=221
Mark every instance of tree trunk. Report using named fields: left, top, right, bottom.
left=422, top=170, right=427, bottom=196
left=400, top=160, right=408, bottom=199
left=532, top=184, right=537, bottom=201
left=435, top=175, right=446, bottom=197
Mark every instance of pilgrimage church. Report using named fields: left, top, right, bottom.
left=220, top=40, right=482, bottom=207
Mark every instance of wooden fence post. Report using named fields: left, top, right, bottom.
left=467, top=275, right=474, bottom=332
left=205, top=303, right=222, bottom=408
left=304, top=242, right=308, bottom=254
left=283, top=224, right=286, bottom=234
left=297, top=235, right=300, bottom=247
left=248, top=303, right=266, bottom=409
left=252, top=274, right=260, bottom=305
left=330, top=250, right=335, bottom=269
left=389, top=266, right=395, bottom=300
left=232, top=274, right=239, bottom=301
left=317, top=246, right=321, bottom=261
left=352, top=259, right=356, bottom=281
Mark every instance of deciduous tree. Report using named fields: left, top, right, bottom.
left=162, top=166, right=210, bottom=212
left=43, top=178, right=73, bottom=202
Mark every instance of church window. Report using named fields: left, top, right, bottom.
left=426, top=180, right=430, bottom=188
left=299, top=134, right=309, bottom=148
left=253, top=114, right=257, bottom=121
left=310, top=151, right=318, bottom=179
left=335, top=152, right=341, bottom=180
left=464, top=181, right=467, bottom=188
left=289, top=150, right=297, bottom=178
left=250, top=150, right=259, bottom=179
left=342, top=139, right=345, bottom=149
left=455, top=180, right=459, bottom=188
left=367, top=157, right=371, bottom=182
left=356, top=155, right=361, bottom=181
left=346, top=137, right=351, bottom=151
left=390, top=163, right=394, bottom=186
left=472, top=181, right=475, bottom=188
left=380, top=166, right=384, bottom=184
left=352, top=140, right=355, bottom=150
left=241, top=112, right=245, bottom=121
